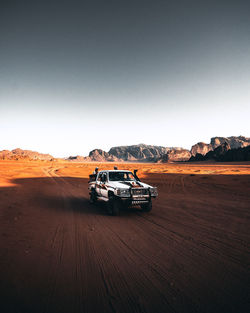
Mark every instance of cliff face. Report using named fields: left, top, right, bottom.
left=81, top=144, right=185, bottom=162
left=88, top=149, right=121, bottom=162
left=205, top=142, right=231, bottom=160
left=88, top=149, right=110, bottom=162
left=191, top=142, right=213, bottom=156
left=159, top=149, right=191, bottom=163
left=189, top=142, right=250, bottom=162
left=67, top=155, right=86, bottom=162
left=211, top=136, right=250, bottom=149
left=191, top=136, right=250, bottom=157
left=0, top=148, right=54, bottom=161
left=108, top=144, right=170, bottom=162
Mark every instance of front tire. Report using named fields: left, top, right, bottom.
left=90, top=189, right=97, bottom=204
left=107, top=194, right=120, bottom=216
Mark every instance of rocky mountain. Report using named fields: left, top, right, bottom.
left=158, top=149, right=191, bottom=163
left=205, top=142, right=231, bottom=160
left=0, top=148, right=54, bottom=161
left=90, top=144, right=190, bottom=162
left=191, top=136, right=250, bottom=156
left=67, top=155, right=86, bottom=162
left=190, top=142, right=213, bottom=156
left=190, top=142, right=229, bottom=162
left=88, top=149, right=110, bottom=162
left=69, top=144, right=186, bottom=163
left=108, top=144, right=171, bottom=162
left=88, top=149, right=121, bottom=162
left=189, top=142, right=250, bottom=162
left=2, top=136, right=249, bottom=163
left=67, top=137, right=250, bottom=163
left=211, top=136, right=250, bottom=149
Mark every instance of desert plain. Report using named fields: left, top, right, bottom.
left=0, top=160, right=249, bottom=313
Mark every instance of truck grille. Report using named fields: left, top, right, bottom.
left=131, top=188, right=149, bottom=196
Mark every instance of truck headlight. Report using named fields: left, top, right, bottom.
left=150, top=187, right=158, bottom=197
left=116, top=188, right=130, bottom=197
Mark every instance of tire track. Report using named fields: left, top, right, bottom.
left=40, top=165, right=250, bottom=313
left=41, top=166, right=83, bottom=313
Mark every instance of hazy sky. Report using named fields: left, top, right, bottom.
left=1, top=0, right=250, bottom=157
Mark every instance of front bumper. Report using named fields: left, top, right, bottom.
left=119, top=197, right=149, bottom=206
left=114, top=187, right=157, bottom=206
left=118, top=188, right=157, bottom=206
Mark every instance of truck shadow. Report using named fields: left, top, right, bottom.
left=0, top=176, right=146, bottom=217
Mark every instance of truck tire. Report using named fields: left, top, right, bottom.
left=141, top=199, right=152, bottom=212
left=108, top=193, right=120, bottom=216
left=90, top=188, right=97, bottom=204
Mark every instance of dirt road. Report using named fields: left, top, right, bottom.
left=0, top=162, right=249, bottom=313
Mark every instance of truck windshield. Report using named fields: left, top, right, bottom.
left=109, top=171, right=135, bottom=181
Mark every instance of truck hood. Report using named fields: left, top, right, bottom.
left=108, top=181, right=152, bottom=189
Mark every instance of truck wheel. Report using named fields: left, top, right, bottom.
left=141, top=200, right=152, bottom=212
left=108, top=194, right=120, bottom=216
left=90, top=189, right=97, bottom=204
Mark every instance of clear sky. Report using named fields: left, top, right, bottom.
left=0, top=0, right=250, bottom=157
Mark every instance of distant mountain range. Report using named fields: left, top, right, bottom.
left=0, top=148, right=54, bottom=161
left=68, top=136, right=250, bottom=163
left=1, top=136, right=250, bottom=162
left=84, top=144, right=191, bottom=163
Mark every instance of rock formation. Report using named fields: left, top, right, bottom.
left=191, top=142, right=213, bottom=156
left=72, top=144, right=185, bottom=163
left=4, top=136, right=247, bottom=163
left=67, top=155, right=86, bottom=162
left=191, top=136, right=250, bottom=157
left=84, top=149, right=121, bottom=162
left=205, top=142, right=231, bottom=160
left=210, top=136, right=250, bottom=149
left=189, top=142, right=250, bottom=162
left=108, top=144, right=171, bottom=162
left=159, top=149, right=191, bottom=162
left=70, top=137, right=250, bottom=163
left=0, top=148, right=54, bottom=161
left=88, top=149, right=110, bottom=162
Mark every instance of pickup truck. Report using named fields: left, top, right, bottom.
left=88, top=169, right=158, bottom=215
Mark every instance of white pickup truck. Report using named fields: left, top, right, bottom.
left=88, top=169, right=158, bottom=215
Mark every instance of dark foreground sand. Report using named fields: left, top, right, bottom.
left=0, top=161, right=249, bottom=313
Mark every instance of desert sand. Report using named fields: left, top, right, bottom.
left=0, top=160, right=249, bottom=313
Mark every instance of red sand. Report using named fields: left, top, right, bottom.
left=0, top=160, right=249, bottom=313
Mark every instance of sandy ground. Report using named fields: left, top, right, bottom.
left=0, top=160, right=249, bottom=313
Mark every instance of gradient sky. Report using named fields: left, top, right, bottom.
left=0, top=0, right=250, bottom=157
